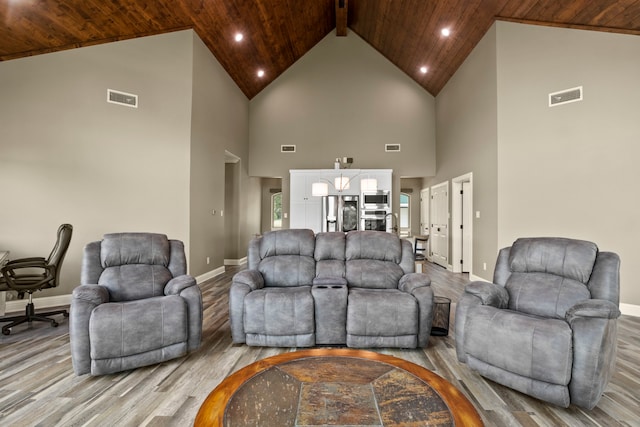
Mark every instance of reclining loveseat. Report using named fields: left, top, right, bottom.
left=230, top=229, right=434, bottom=348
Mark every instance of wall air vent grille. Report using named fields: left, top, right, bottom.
left=107, top=89, right=138, bottom=108
left=281, top=145, right=296, bottom=153
left=385, top=144, right=401, bottom=152
left=549, top=86, right=582, bottom=107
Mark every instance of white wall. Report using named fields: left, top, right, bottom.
left=496, top=21, right=640, bottom=306
left=0, top=31, right=194, bottom=297
left=249, top=30, right=436, bottom=178
left=432, top=25, right=499, bottom=279
left=189, top=33, right=252, bottom=274
left=0, top=30, right=257, bottom=298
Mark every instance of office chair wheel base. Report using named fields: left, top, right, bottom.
left=52, top=322, right=59, bottom=327
left=2, top=329, right=10, bottom=336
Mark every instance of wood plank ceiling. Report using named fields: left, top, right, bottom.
left=1, top=0, right=639, bottom=99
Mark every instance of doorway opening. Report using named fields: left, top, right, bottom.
left=451, top=173, right=473, bottom=274
left=429, top=181, right=449, bottom=269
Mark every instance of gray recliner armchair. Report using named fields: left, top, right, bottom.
left=455, top=237, right=620, bottom=409
left=70, top=232, right=202, bottom=376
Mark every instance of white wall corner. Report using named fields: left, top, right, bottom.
left=619, top=303, right=640, bottom=317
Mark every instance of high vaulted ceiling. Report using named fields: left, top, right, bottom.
left=1, top=0, right=640, bottom=99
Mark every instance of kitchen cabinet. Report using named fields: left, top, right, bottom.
left=290, top=169, right=393, bottom=232
left=290, top=171, right=322, bottom=231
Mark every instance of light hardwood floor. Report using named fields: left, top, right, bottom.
left=0, top=262, right=638, bottom=426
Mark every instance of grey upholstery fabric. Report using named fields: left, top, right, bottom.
left=244, top=286, right=315, bottom=347
left=347, top=288, right=418, bottom=348
left=230, top=229, right=434, bottom=348
left=70, top=233, right=202, bottom=376
left=315, top=232, right=346, bottom=281
left=455, top=237, right=621, bottom=409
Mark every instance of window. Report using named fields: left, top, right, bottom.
left=271, top=192, right=282, bottom=229
left=399, top=193, right=410, bottom=236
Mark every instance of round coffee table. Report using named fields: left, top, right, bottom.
left=195, top=348, right=483, bottom=426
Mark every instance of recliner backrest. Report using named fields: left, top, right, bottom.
left=256, top=229, right=316, bottom=287
left=505, top=237, right=597, bottom=319
left=345, top=231, right=404, bottom=289
left=95, top=233, right=176, bottom=302
left=314, top=232, right=346, bottom=280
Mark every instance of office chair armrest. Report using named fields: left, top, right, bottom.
left=72, top=284, right=110, bottom=305
left=165, top=275, right=197, bottom=296
left=2, top=258, right=48, bottom=274
left=1, top=263, right=56, bottom=291
left=4, top=257, right=46, bottom=267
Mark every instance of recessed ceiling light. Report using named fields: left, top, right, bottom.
left=441, top=28, right=451, bottom=37
left=234, top=33, right=244, bottom=42
left=419, top=66, right=428, bottom=74
left=257, top=69, right=265, bottom=78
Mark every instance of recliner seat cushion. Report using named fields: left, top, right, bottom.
left=464, top=305, right=573, bottom=386
left=89, top=295, right=188, bottom=359
left=347, top=288, right=418, bottom=337
left=243, top=287, right=315, bottom=336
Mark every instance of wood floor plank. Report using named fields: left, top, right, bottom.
left=0, top=261, right=638, bottom=426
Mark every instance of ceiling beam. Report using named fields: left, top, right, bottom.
left=336, top=0, right=348, bottom=36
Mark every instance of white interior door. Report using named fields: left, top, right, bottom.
left=420, top=188, right=429, bottom=236
left=462, top=181, right=472, bottom=272
left=430, top=182, right=449, bottom=268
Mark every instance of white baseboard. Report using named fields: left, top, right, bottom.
left=224, top=257, right=247, bottom=266
left=620, top=303, right=640, bottom=317
left=195, top=266, right=226, bottom=284
left=5, top=294, right=72, bottom=314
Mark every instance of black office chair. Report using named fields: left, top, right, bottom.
left=0, top=224, right=73, bottom=335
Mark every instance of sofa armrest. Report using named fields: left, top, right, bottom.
left=566, top=299, right=621, bottom=322
left=229, top=270, right=264, bottom=344
left=70, top=284, right=110, bottom=376
left=166, top=274, right=202, bottom=351
left=72, top=284, right=110, bottom=305
left=398, top=273, right=433, bottom=347
left=398, top=272, right=431, bottom=293
left=566, top=299, right=621, bottom=409
left=455, top=281, right=507, bottom=364
left=232, top=270, right=264, bottom=291
left=464, top=281, right=509, bottom=308
left=165, top=274, right=197, bottom=296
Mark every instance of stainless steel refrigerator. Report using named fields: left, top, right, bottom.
left=322, top=195, right=359, bottom=232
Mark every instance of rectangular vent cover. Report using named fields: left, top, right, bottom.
left=107, top=89, right=138, bottom=108
left=549, top=86, right=582, bottom=107
left=281, top=145, right=296, bottom=153
left=385, top=144, right=401, bottom=152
